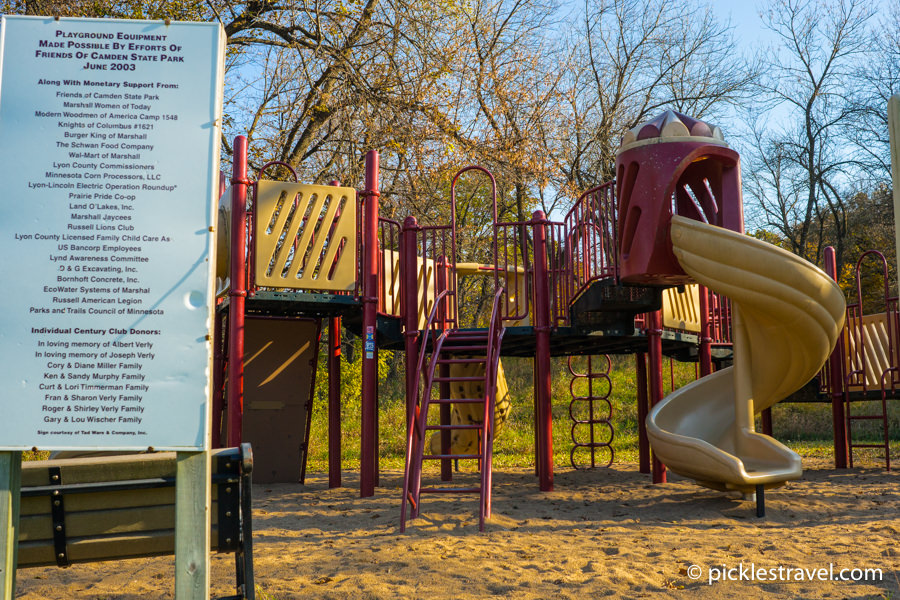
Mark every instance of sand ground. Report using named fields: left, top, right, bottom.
left=14, top=458, right=900, bottom=599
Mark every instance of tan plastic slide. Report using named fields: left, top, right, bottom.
left=646, top=216, right=846, bottom=493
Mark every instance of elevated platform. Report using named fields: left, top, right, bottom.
left=215, top=283, right=733, bottom=363
left=381, top=325, right=731, bottom=362
left=217, top=290, right=361, bottom=318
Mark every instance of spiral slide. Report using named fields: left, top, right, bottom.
left=646, top=216, right=846, bottom=493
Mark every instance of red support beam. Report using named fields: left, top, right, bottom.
left=328, top=316, right=342, bottom=488
left=436, top=258, right=452, bottom=481
left=326, top=180, right=343, bottom=488
left=635, top=352, right=650, bottom=474
left=647, top=310, right=666, bottom=483
left=360, top=150, right=380, bottom=497
left=825, top=247, right=849, bottom=468
left=401, top=217, right=420, bottom=433
left=531, top=211, right=554, bottom=492
left=226, top=136, right=248, bottom=447
left=698, top=285, right=712, bottom=377
left=760, top=408, right=773, bottom=436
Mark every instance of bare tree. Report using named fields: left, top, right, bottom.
left=743, top=0, right=875, bottom=270
left=845, top=0, right=900, bottom=179
left=557, top=0, right=755, bottom=193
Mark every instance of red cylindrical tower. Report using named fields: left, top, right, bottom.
left=615, top=110, right=744, bottom=285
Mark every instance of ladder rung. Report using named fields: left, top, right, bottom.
left=424, top=453, right=482, bottom=460
left=442, top=345, right=487, bottom=351
left=437, top=358, right=485, bottom=364
left=420, top=487, right=481, bottom=494
left=431, top=398, right=484, bottom=404
left=849, top=443, right=889, bottom=449
left=434, top=376, right=484, bottom=382
left=847, top=415, right=886, bottom=420
left=425, top=424, right=483, bottom=431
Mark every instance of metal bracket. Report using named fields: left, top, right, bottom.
left=47, top=466, right=70, bottom=568
left=216, top=454, right=240, bottom=553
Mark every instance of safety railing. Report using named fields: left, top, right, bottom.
left=842, top=251, right=899, bottom=392
left=545, top=220, right=570, bottom=327
left=412, top=224, right=458, bottom=331
left=494, top=221, right=532, bottom=324
left=563, top=181, right=618, bottom=301
left=706, top=289, right=733, bottom=345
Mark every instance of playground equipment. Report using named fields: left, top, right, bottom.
left=613, top=111, right=845, bottom=505
left=819, top=249, right=897, bottom=470
left=215, top=114, right=737, bottom=510
left=216, top=109, right=865, bottom=527
left=648, top=217, right=845, bottom=496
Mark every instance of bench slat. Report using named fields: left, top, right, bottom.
left=20, top=453, right=179, bottom=487
left=18, top=530, right=177, bottom=567
left=20, top=488, right=176, bottom=516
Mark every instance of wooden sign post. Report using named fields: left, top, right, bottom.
left=0, top=16, right=225, bottom=599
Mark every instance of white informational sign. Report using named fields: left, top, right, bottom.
left=0, top=16, right=225, bottom=450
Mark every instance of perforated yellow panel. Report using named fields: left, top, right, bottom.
left=845, top=312, right=893, bottom=390
left=662, top=284, right=701, bottom=333
left=381, top=249, right=436, bottom=327
left=254, top=181, right=357, bottom=291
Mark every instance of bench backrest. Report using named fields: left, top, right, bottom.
left=17, top=446, right=251, bottom=569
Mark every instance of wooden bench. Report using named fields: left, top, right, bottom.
left=16, top=444, right=254, bottom=600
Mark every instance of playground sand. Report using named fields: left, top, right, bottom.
left=14, top=458, right=900, bottom=599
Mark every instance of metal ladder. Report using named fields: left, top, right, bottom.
left=567, top=354, right=615, bottom=469
left=845, top=388, right=892, bottom=470
left=401, top=292, right=505, bottom=531
left=844, top=251, right=894, bottom=471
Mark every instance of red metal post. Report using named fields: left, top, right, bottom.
left=532, top=368, right=540, bottom=477
left=698, top=285, right=712, bottom=377
left=531, top=211, right=554, bottom=492
left=226, top=136, right=249, bottom=447
left=436, top=258, right=452, bottom=481
left=760, top=408, right=773, bottom=436
left=360, top=150, right=380, bottom=497
left=825, top=247, right=849, bottom=468
left=327, top=180, right=343, bottom=488
left=635, top=352, right=650, bottom=474
left=328, top=316, right=342, bottom=488
left=647, top=310, right=666, bottom=483
left=401, top=217, right=421, bottom=430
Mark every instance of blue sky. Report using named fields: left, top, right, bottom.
left=710, top=1, right=771, bottom=46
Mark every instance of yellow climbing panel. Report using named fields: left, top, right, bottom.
left=254, top=181, right=357, bottom=291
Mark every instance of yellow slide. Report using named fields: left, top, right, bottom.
left=646, top=216, right=846, bottom=492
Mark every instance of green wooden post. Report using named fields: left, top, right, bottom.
left=889, top=95, right=900, bottom=297
left=0, top=452, right=22, bottom=600
left=175, top=451, right=211, bottom=600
